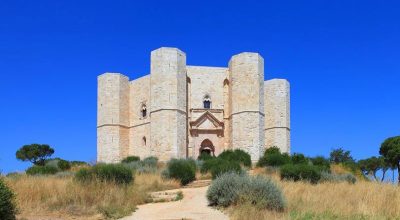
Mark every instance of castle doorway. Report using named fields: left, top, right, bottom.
left=199, top=139, right=215, bottom=156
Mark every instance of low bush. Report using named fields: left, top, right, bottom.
left=320, top=171, right=357, bottom=184
left=121, top=156, right=140, bottom=163
left=280, top=164, right=321, bottom=184
left=198, top=152, right=214, bottom=161
left=142, top=156, right=158, bottom=167
left=264, top=146, right=281, bottom=156
left=201, top=158, right=242, bottom=179
left=164, top=159, right=196, bottom=185
left=218, top=149, right=252, bottom=168
left=57, top=159, right=71, bottom=171
left=310, top=156, right=331, bottom=171
left=70, top=160, right=89, bottom=166
left=291, top=153, right=308, bottom=164
left=0, top=178, right=17, bottom=220
left=257, top=153, right=290, bottom=167
left=26, top=165, right=58, bottom=175
left=122, top=161, right=157, bottom=174
left=207, top=172, right=286, bottom=211
left=75, top=164, right=134, bottom=184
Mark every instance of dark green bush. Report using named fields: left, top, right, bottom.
left=291, top=153, right=308, bottom=164
left=218, top=149, right=252, bottom=168
left=280, top=164, right=321, bottom=184
left=0, top=178, right=17, bottom=220
left=26, top=165, right=58, bottom=175
left=207, top=172, right=286, bottom=211
left=264, top=146, right=281, bottom=156
left=165, top=159, right=196, bottom=185
left=75, top=164, right=134, bottom=184
left=70, top=161, right=89, bottom=166
left=57, top=159, right=71, bottom=171
left=320, top=171, right=357, bottom=184
left=121, top=156, right=140, bottom=163
left=209, top=158, right=242, bottom=179
left=257, top=153, right=290, bottom=167
left=310, top=156, right=331, bottom=171
left=198, top=152, right=214, bottom=161
left=74, top=168, right=92, bottom=183
left=142, top=156, right=158, bottom=167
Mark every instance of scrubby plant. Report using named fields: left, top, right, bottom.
left=57, top=159, right=71, bottom=171
left=240, top=175, right=286, bottom=211
left=142, top=156, right=158, bottom=167
left=122, top=161, right=157, bottom=174
left=264, top=146, right=281, bottom=156
left=257, top=153, right=290, bottom=167
left=218, top=149, right=252, bottom=168
left=70, top=160, right=89, bottom=166
left=121, top=156, right=140, bottom=163
left=75, top=164, right=134, bottom=184
left=198, top=152, right=214, bottom=161
left=201, top=158, right=242, bottom=179
left=320, top=171, right=357, bottom=184
left=291, top=153, right=308, bottom=164
left=207, top=172, right=286, bottom=211
left=26, top=165, right=58, bottom=175
left=164, top=159, right=196, bottom=185
left=0, top=178, right=17, bottom=220
left=310, top=156, right=331, bottom=171
left=280, top=164, right=321, bottom=184
left=207, top=172, right=247, bottom=207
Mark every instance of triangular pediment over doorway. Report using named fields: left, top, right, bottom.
left=190, top=111, right=224, bottom=131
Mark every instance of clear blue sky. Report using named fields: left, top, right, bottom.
left=1, top=0, right=399, bottom=174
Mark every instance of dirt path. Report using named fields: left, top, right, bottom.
left=121, top=186, right=229, bottom=220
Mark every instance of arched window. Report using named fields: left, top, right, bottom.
left=141, top=104, right=147, bottom=118
left=142, top=136, right=147, bottom=146
left=203, top=95, right=211, bottom=109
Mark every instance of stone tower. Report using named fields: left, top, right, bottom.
left=264, top=79, right=291, bottom=153
left=229, top=53, right=265, bottom=161
left=97, top=73, right=130, bottom=163
left=150, top=48, right=187, bottom=161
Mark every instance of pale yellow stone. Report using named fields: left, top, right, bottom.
left=97, top=47, right=290, bottom=163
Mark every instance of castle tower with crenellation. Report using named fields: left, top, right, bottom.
left=97, top=47, right=290, bottom=163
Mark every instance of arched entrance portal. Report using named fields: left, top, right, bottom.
left=199, top=139, right=215, bottom=156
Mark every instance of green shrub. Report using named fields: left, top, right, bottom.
left=70, top=161, right=89, bottom=166
left=257, top=153, right=290, bottom=167
left=142, top=156, right=158, bottom=167
left=121, top=156, right=140, bottom=163
left=291, top=153, right=308, bottom=164
left=198, top=152, right=214, bottom=161
left=122, top=161, right=157, bottom=174
left=75, top=164, right=134, bottom=184
left=165, top=159, right=196, bottom=185
left=207, top=172, right=247, bottom=207
left=218, top=149, right=251, bottom=168
left=0, top=178, right=17, bottom=220
left=320, top=172, right=357, bottom=184
left=240, top=175, right=286, bottom=211
left=207, top=172, right=286, bottom=211
left=280, top=164, right=321, bottom=184
left=201, top=158, right=242, bottom=179
left=26, top=165, right=58, bottom=175
left=75, top=168, right=92, bottom=183
left=310, top=156, right=331, bottom=171
left=264, top=146, right=281, bottom=156
left=58, top=159, right=71, bottom=171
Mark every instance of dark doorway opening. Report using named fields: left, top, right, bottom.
left=199, top=139, right=215, bottom=156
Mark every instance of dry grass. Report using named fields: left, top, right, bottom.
left=6, top=173, right=180, bottom=220
left=229, top=170, right=400, bottom=220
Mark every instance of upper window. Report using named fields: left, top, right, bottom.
left=203, top=95, right=211, bottom=109
left=141, top=104, right=147, bottom=118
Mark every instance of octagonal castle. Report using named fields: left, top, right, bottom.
left=97, top=47, right=290, bottom=163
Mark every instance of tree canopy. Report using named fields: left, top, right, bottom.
left=329, top=147, right=355, bottom=164
left=16, top=144, right=55, bottom=166
left=379, top=136, right=400, bottom=184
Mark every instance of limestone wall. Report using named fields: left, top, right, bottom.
left=229, top=53, right=265, bottom=161
left=129, top=75, right=151, bottom=158
left=264, top=79, right=290, bottom=153
left=97, top=73, right=130, bottom=163
left=150, top=48, right=187, bottom=161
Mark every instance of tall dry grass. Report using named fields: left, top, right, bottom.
left=6, top=173, right=180, bottom=219
left=230, top=172, right=400, bottom=220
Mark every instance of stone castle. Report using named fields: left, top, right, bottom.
left=97, top=47, right=290, bottom=163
